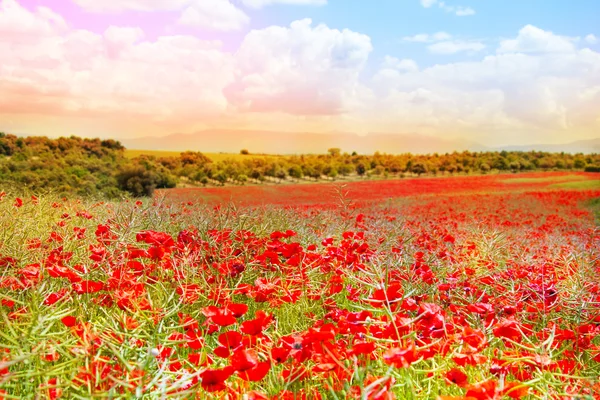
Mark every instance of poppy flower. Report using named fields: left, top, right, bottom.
left=445, top=368, right=468, bottom=387
left=383, top=344, right=418, bottom=368
left=492, top=319, right=522, bottom=341
left=241, top=310, right=273, bottom=335
left=465, top=379, right=499, bottom=400
left=61, top=316, right=77, bottom=327
left=230, top=349, right=258, bottom=372
left=200, top=366, right=234, bottom=392
left=238, top=361, right=271, bottom=381
left=71, top=280, right=104, bottom=294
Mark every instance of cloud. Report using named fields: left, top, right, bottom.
left=402, top=32, right=485, bottom=54
left=178, top=0, right=249, bottom=31
left=382, top=56, right=419, bottom=72
left=402, top=32, right=451, bottom=42
left=72, top=0, right=326, bottom=12
left=454, top=7, right=475, bottom=16
left=420, top=0, right=475, bottom=16
left=420, top=0, right=437, bottom=7
left=103, top=26, right=145, bottom=58
left=72, top=0, right=250, bottom=32
left=241, top=0, right=327, bottom=8
left=71, top=0, right=190, bottom=12
left=0, top=0, right=66, bottom=40
left=498, top=25, right=575, bottom=54
left=1, top=2, right=598, bottom=145
left=585, top=34, right=598, bottom=45
left=366, top=25, right=600, bottom=142
left=224, top=18, right=372, bottom=115
left=0, top=0, right=235, bottom=125
left=428, top=40, right=485, bottom=54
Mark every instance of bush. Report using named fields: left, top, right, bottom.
left=116, top=165, right=176, bottom=197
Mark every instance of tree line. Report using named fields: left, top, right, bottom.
left=0, top=133, right=599, bottom=198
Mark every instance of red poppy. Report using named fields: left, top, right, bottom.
left=241, top=310, right=273, bottom=335
left=71, top=280, right=104, bottom=294
left=492, top=319, right=522, bottom=341
left=238, top=361, right=271, bottom=381
left=445, top=368, right=469, bottom=387
left=230, top=348, right=258, bottom=372
left=465, top=380, right=499, bottom=400
left=200, top=366, right=234, bottom=392
left=61, top=316, right=77, bottom=327
left=383, top=344, right=418, bottom=368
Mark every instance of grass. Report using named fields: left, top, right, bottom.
left=550, top=180, right=600, bottom=189
left=501, top=174, right=586, bottom=184
left=585, top=196, right=600, bottom=223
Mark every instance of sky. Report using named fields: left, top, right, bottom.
left=0, top=0, right=599, bottom=148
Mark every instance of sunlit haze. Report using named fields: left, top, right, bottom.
left=1, top=0, right=599, bottom=151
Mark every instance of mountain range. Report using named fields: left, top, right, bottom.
left=119, top=130, right=600, bottom=155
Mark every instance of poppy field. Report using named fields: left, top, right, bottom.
left=1, top=172, right=600, bottom=399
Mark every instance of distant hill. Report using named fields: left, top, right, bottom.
left=121, top=130, right=600, bottom=155
left=120, top=130, right=487, bottom=155
left=495, top=138, right=600, bottom=154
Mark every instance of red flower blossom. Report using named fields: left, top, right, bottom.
left=200, top=366, right=234, bottom=392
left=383, top=344, right=419, bottom=368
left=492, top=319, right=522, bottom=341
left=61, top=316, right=77, bottom=327
left=445, top=368, right=468, bottom=387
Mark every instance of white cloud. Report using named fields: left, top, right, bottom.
left=498, top=25, right=575, bottom=54
left=585, top=34, right=598, bottom=45
left=71, top=0, right=190, bottom=12
left=2, top=2, right=598, bottom=145
left=455, top=7, right=475, bottom=16
left=72, top=0, right=326, bottom=12
left=0, top=0, right=66, bottom=40
left=420, top=0, right=437, bottom=7
left=241, top=0, right=327, bottom=8
left=177, top=0, right=249, bottom=31
left=103, top=26, right=144, bottom=58
left=367, top=25, right=600, bottom=142
left=428, top=40, right=485, bottom=54
left=72, top=0, right=249, bottom=32
left=403, top=31, right=451, bottom=42
left=382, top=56, right=419, bottom=72
left=225, top=18, right=372, bottom=115
left=0, top=0, right=235, bottom=123
left=420, top=0, right=475, bottom=16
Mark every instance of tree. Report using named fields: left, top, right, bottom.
left=411, top=162, right=427, bottom=176
left=356, top=163, right=366, bottom=176
left=328, top=148, right=341, bottom=157
left=288, top=165, right=303, bottom=180
left=240, top=149, right=250, bottom=155
left=116, top=165, right=176, bottom=197
left=180, top=151, right=212, bottom=166
left=275, top=168, right=287, bottom=182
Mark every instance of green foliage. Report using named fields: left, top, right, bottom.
left=0, top=134, right=126, bottom=198
left=2, top=133, right=600, bottom=197
left=116, top=163, right=176, bottom=197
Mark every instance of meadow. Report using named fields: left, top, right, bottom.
left=124, top=150, right=284, bottom=163
left=0, top=171, right=599, bottom=399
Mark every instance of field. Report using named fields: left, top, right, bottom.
left=124, top=149, right=283, bottom=163
left=1, top=171, right=600, bottom=399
